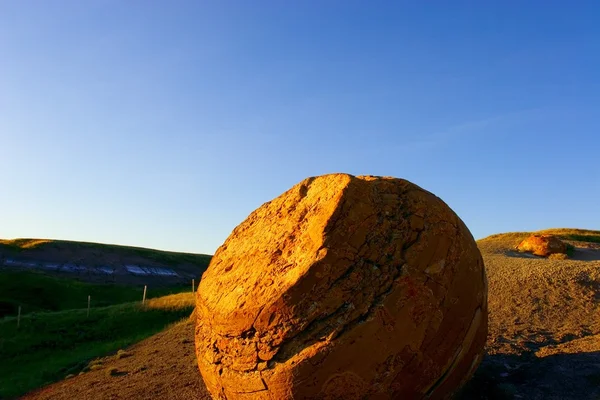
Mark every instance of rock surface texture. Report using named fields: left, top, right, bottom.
left=195, top=174, right=488, bottom=399
left=516, top=235, right=567, bottom=257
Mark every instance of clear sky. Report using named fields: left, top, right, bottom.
left=1, top=1, right=598, bottom=254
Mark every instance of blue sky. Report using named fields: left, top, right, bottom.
left=1, top=1, right=598, bottom=254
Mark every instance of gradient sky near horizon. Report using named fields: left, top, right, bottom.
left=1, top=1, right=599, bottom=254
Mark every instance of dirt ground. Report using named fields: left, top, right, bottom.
left=458, top=238, right=600, bottom=400
left=21, top=236, right=600, bottom=400
left=22, top=318, right=210, bottom=400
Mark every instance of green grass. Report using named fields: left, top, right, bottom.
left=0, top=293, right=195, bottom=399
left=560, top=233, right=600, bottom=244
left=0, top=270, right=192, bottom=318
left=0, top=238, right=212, bottom=266
left=536, top=228, right=600, bottom=244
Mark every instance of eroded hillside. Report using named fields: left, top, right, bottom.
left=0, top=239, right=211, bottom=286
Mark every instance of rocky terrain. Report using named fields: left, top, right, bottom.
left=0, top=239, right=211, bottom=286
left=19, top=229, right=600, bottom=400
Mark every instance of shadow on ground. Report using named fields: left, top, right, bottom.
left=571, top=248, right=600, bottom=261
left=458, top=351, right=600, bottom=400
left=504, top=247, right=600, bottom=261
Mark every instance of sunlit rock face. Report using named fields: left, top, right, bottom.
left=195, top=174, right=488, bottom=400
left=516, top=234, right=568, bottom=257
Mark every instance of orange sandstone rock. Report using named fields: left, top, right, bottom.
left=195, top=174, right=488, bottom=399
left=516, top=234, right=567, bottom=257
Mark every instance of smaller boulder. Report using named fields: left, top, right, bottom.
left=516, top=235, right=567, bottom=257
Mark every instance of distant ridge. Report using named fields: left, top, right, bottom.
left=478, top=228, right=600, bottom=243
left=0, top=238, right=212, bottom=285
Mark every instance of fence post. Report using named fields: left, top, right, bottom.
left=17, top=306, right=21, bottom=329
left=87, top=295, right=91, bottom=317
left=142, top=285, right=147, bottom=305
left=192, top=279, right=195, bottom=293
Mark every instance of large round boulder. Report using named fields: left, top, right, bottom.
left=516, top=234, right=567, bottom=257
left=195, top=174, right=488, bottom=399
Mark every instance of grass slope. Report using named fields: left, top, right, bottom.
left=479, top=227, right=600, bottom=245
left=0, top=270, right=192, bottom=318
left=0, top=238, right=212, bottom=287
left=0, top=238, right=212, bottom=266
left=0, top=293, right=195, bottom=399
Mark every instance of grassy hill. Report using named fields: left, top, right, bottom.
left=479, top=227, right=600, bottom=247
left=0, top=239, right=211, bottom=266
left=0, top=238, right=212, bottom=286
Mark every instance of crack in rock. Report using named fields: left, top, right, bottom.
left=196, top=174, right=488, bottom=399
